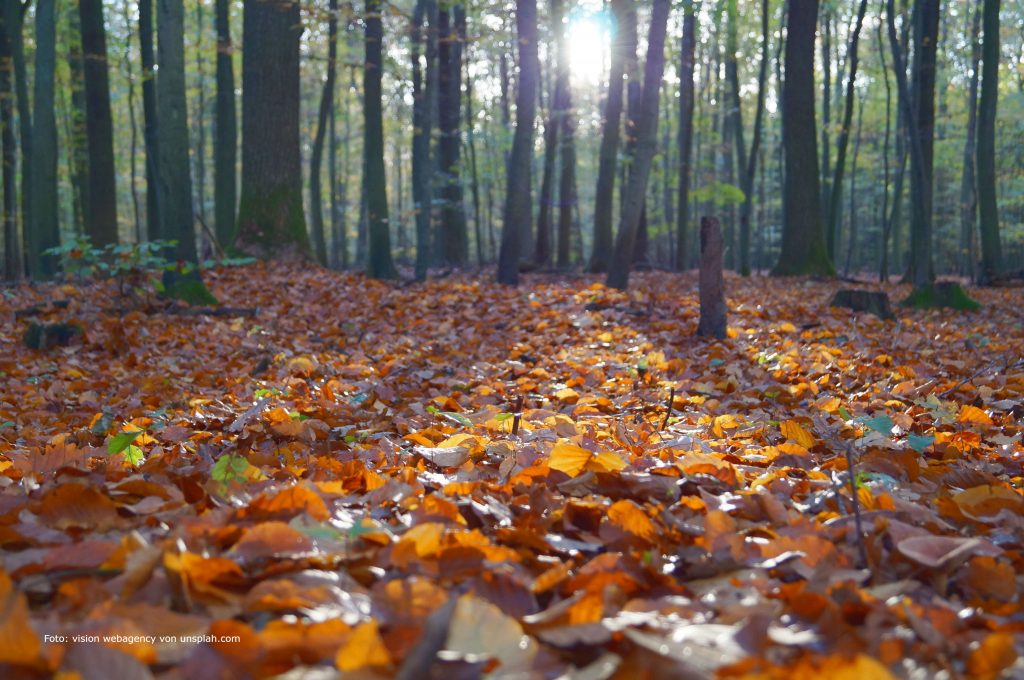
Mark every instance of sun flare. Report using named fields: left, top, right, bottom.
left=566, top=13, right=611, bottom=87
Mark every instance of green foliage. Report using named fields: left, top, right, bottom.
left=900, top=283, right=981, bottom=311
left=107, top=429, right=142, bottom=454
left=212, top=453, right=252, bottom=486
left=691, top=181, right=746, bottom=207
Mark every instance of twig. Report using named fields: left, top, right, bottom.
left=938, top=358, right=1024, bottom=399
left=843, top=441, right=870, bottom=570
left=660, top=387, right=675, bottom=431
left=511, top=395, right=524, bottom=437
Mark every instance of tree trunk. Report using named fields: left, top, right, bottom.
left=819, top=9, right=831, bottom=222
left=825, top=0, right=869, bottom=263
left=437, top=4, right=467, bottom=266
left=957, top=2, right=981, bottom=279
left=214, top=0, right=237, bottom=249
left=535, top=62, right=558, bottom=268
left=157, top=0, right=197, bottom=263
left=674, top=0, right=695, bottom=271
left=80, top=0, right=119, bottom=247
left=554, top=0, right=575, bottom=269
left=28, top=0, right=59, bottom=279
left=308, top=0, right=338, bottom=266
left=697, top=217, right=727, bottom=339
left=844, top=93, right=864, bottom=275
left=412, top=0, right=437, bottom=279
left=975, top=0, right=1001, bottom=283
left=773, top=0, right=833, bottom=277
left=65, top=6, right=89, bottom=236
left=496, top=0, right=539, bottom=286
left=363, top=0, right=396, bottom=278
left=193, top=1, right=208, bottom=226
left=877, top=20, right=893, bottom=281
left=0, top=17, right=18, bottom=279
left=121, top=0, right=143, bottom=242
left=236, top=0, right=310, bottom=259
left=139, top=0, right=160, bottom=240
left=2, top=2, right=30, bottom=259
left=729, top=0, right=768, bottom=276
left=464, top=45, right=484, bottom=266
left=605, top=0, right=671, bottom=290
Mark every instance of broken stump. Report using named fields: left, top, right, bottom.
left=830, top=289, right=894, bottom=320
left=23, top=322, right=83, bottom=350
left=697, top=216, right=727, bottom=339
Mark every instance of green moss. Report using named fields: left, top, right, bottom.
left=771, top=239, right=836, bottom=277
left=900, top=282, right=981, bottom=311
left=235, top=185, right=311, bottom=259
left=161, top=268, right=219, bottom=306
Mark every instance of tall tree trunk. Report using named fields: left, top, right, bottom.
left=588, top=0, right=627, bottom=273
left=825, top=0, right=869, bottom=262
left=555, top=0, right=576, bottom=270
left=214, top=0, right=237, bottom=249
left=773, top=0, right=832, bottom=276
left=236, top=0, right=310, bottom=258
left=334, top=71, right=353, bottom=269
left=437, top=4, right=467, bottom=266
left=620, top=4, right=648, bottom=266
left=464, top=44, right=484, bottom=266
left=193, top=0, right=208, bottom=226
left=411, top=0, right=437, bottom=279
left=140, top=0, right=160, bottom=240
left=819, top=9, right=831, bottom=221
left=121, top=0, right=143, bottom=242
left=605, top=0, right=671, bottom=290
left=66, top=6, right=89, bottom=236
left=958, top=1, right=981, bottom=279
left=363, top=0, right=396, bottom=278
left=675, top=0, right=696, bottom=271
left=157, top=0, right=197, bottom=263
left=309, top=0, right=338, bottom=266
left=975, top=0, right=1001, bottom=283
left=729, top=0, right=768, bottom=276
left=534, top=64, right=559, bottom=268
left=29, top=0, right=59, bottom=279
left=3, top=2, right=30, bottom=261
left=80, top=0, right=119, bottom=247
left=844, top=92, right=864, bottom=275
left=496, top=0, right=539, bottom=286
left=0, top=16, right=18, bottom=279
left=878, top=20, right=894, bottom=282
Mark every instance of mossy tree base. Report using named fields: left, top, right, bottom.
left=234, top=185, right=311, bottom=261
left=900, top=282, right=980, bottom=311
left=161, top=267, right=219, bottom=306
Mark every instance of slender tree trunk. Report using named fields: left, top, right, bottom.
left=825, top=0, right=868, bottom=263
left=65, top=6, right=89, bottom=236
left=675, top=0, right=696, bottom=271
left=958, top=1, right=981, bottom=279
left=589, top=0, right=627, bottom=272
left=496, top=0, right=539, bottom=286
left=363, top=0, right=396, bottom=278
left=335, top=71, right=352, bottom=269
left=605, top=0, right=671, bottom=290
left=214, top=0, right=237, bottom=249
left=140, top=0, right=160, bottom=240
left=619, top=4, right=648, bottom=266
left=412, top=0, right=436, bottom=278
left=28, top=0, right=59, bottom=279
left=464, top=46, right=484, bottom=266
left=878, top=21, right=894, bottom=282
left=535, top=61, right=558, bottom=268
left=193, top=0, right=207, bottom=226
left=0, top=17, right=18, bottom=279
left=236, top=0, right=310, bottom=258
left=157, top=0, right=197, bottom=263
left=554, top=0, right=576, bottom=269
left=309, top=0, right=338, bottom=266
left=975, top=0, right=1001, bottom=283
left=773, top=0, right=832, bottom=276
left=121, top=0, right=143, bottom=242
left=437, top=4, right=467, bottom=266
left=844, top=93, right=864, bottom=275
left=80, top=0, right=119, bottom=246
left=729, top=0, right=768, bottom=276
left=820, top=9, right=832, bottom=220
left=3, top=2, right=30, bottom=261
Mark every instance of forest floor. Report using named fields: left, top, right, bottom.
left=1, top=263, right=1023, bottom=679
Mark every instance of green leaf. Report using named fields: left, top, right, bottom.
left=838, top=406, right=853, bottom=421
left=107, top=430, right=142, bottom=454
left=122, top=444, right=145, bottom=466
left=862, top=415, right=895, bottom=435
left=440, top=411, right=473, bottom=428
left=906, top=433, right=935, bottom=452
left=494, top=413, right=514, bottom=422
left=212, top=453, right=251, bottom=484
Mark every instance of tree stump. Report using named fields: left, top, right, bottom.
left=830, top=289, right=894, bottom=320
left=697, top=216, right=727, bottom=339
left=23, top=322, right=84, bottom=350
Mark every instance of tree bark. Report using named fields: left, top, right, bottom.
left=535, top=59, right=558, bottom=268
left=139, top=0, right=160, bottom=240
left=554, top=0, right=576, bottom=269
left=697, top=217, right=727, bottom=339
left=80, top=0, right=119, bottom=247
left=957, top=1, right=981, bottom=279
left=975, top=0, right=1001, bottom=283
left=496, top=0, right=539, bottom=286
left=437, top=4, right=467, bottom=266
left=214, top=0, right=237, bottom=249
left=773, top=0, right=833, bottom=277
left=674, top=0, right=695, bottom=271
left=605, top=0, right=671, bottom=290
left=363, top=0, right=396, bottom=278
left=411, top=0, right=437, bottom=279
left=236, top=0, right=310, bottom=259
left=309, top=0, right=338, bottom=266
left=29, top=0, right=59, bottom=279
left=0, top=15, right=18, bottom=279
left=825, top=0, right=868, bottom=264
left=2, top=2, right=30, bottom=261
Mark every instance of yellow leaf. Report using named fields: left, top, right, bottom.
left=549, top=441, right=593, bottom=478
left=778, top=321, right=797, bottom=333
left=554, top=387, right=580, bottom=404
left=712, top=414, right=741, bottom=437
left=958, top=404, right=993, bottom=426
left=0, top=570, right=42, bottom=666
left=588, top=450, right=627, bottom=473
left=336, top=620, right=390, bottom=671
left=607, top=500, right=657, bottom=542
left=780, top=419, right=815, bottom=448
left=953, top=485, right=1023, bottom=518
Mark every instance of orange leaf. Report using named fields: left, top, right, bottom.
left=966, top=632, right=1017, bottom=680
left=780, top=419, right=815, bottom=448
left=0, top=570, right=42, bottom=666
left=958, top=404, right=993, bottom=426
left=607, top=500, right=657, bottom=542
left=335, top=620, right=391, bottom=671
left=549, top=441, right=593, bottom=478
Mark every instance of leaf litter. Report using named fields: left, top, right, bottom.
left=0, top=264, right=1022, bottom=678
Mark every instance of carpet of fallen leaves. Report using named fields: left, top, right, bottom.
left=1, top=263, right=1023, bottom=680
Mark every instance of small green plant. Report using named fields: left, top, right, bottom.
left=45, top=237, right=182, bottom=301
